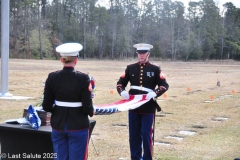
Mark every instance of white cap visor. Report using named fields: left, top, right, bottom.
left=133, top=43, right=153, bottom=51
left=56, top=43, right=83, bottom=56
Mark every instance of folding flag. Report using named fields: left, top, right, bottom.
left=94, top=94, right=150, bottom=115
left=27, top=105, right=41, bottom=130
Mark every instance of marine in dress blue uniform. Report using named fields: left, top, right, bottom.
left=42, top=43, right=94, bottom=160
left=116, top=43, right=169, bottom=160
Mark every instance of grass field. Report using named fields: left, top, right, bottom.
left=0, top=59, right=240, bottom=160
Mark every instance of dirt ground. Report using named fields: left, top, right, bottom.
left=0, top=59, right=240, bottom=160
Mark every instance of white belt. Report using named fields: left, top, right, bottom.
left=55, top=100, right=82, bottom=107
left=130, top=86, right=153, bottom=92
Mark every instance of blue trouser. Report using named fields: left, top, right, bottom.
left=128, top=112, right=154, bottom=160
left=51, top=128, right=89, bottom=160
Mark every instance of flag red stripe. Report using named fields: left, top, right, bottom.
left=94, top=94, right=150, bottom=112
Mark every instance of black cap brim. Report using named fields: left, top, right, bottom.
left=137, top=50, right=149, bottom=54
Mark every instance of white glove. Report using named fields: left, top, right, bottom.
left=146, top=92, right=157, bottom=100
left=120, top=90, right=130, bottom=100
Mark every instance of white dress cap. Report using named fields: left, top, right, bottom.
left=133, top=43, right=153, bottom=51
left=56, top=43, right=83, bottom=56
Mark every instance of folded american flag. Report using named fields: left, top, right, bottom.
left=27, top=105, right=41, bottom=129
left=94, top=94, right=150, bottom=115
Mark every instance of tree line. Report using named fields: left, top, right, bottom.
left=1, top=0, right=240, bottom=60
